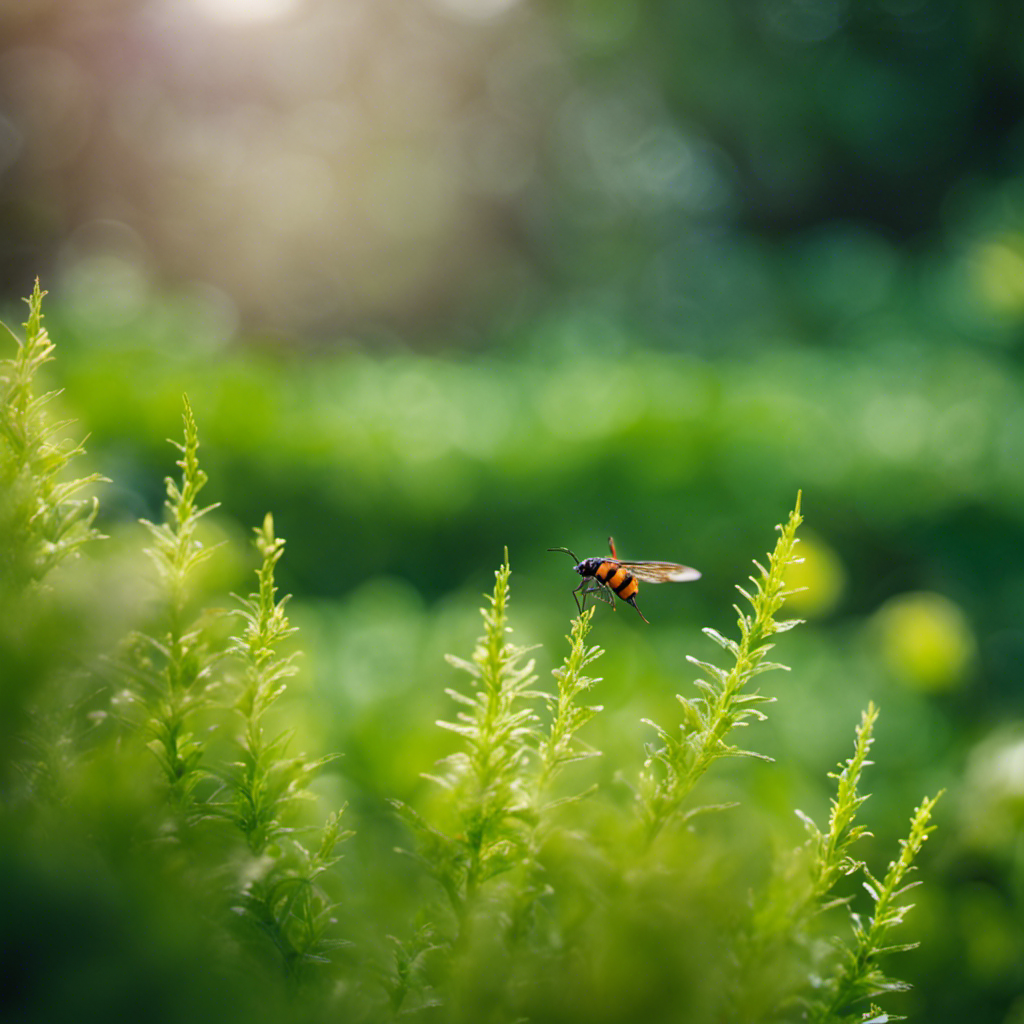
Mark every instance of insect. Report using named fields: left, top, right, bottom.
left=547, top=537, right=701, bottom=623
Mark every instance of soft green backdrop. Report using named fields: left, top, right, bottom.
left=2, top=0, right=1024, bottom=1020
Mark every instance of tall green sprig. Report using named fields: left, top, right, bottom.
left=535, top=607, right=604, bottom=801
left=802, top=703, right=879, bottom=905
left=429, top=550, right=541, bottom=903
left=140, top=395, right=218, bottom=630
left=214, top=512, right=350, bottom=979
left=128, top=395, right=222, bottom=805
left=639, top=493, right=804, bottom=843
left=216, top=513, right=309, bottom=854
left=234, top=809, right=351, bottom=983
left=0, top=281, right=106, bottom=793
left=0, top=280, right=104, bottom=589
left=809, top=791, right=944, bottom=1023
left=387, top=554, right=539, bottom=1015
left=507, top=608, right=604, bottom=946
left=391, top=566, right=606, bottom=1018
left=730, top=705, right=880, bottom=1022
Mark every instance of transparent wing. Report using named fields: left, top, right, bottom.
left=581, top=582, right=615, bottom=606
left=620, top=561, right=701, bottom=584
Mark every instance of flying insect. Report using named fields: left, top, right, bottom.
left=547, top=537, right=700, bottom=623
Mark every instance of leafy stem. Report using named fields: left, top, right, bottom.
left=639, top=493, right=805, bottom=844
left=0, top=279, right=104, bottom=589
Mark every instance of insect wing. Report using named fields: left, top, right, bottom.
left=582, top=582, right=616, bottom=606
left=620, top=560, right=701, bottom=584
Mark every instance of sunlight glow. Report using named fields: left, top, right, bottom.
left=429, top=0, right=523, bottom=20
left=189, top=0, right=302, bottom=25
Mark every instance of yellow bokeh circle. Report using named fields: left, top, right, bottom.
left=873, top=591, right=975, bottom=692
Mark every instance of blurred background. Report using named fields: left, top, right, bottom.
left=2, top=0, right=1024, bottom=1020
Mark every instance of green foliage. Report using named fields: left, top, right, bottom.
left=124, top=399, right=350, bottom=975
left=0, top=286, right=947, bottom=1024
left=536, top=607, right=604, bottom=798
left=730, top=704, right=941, bottom=1023
left=234, top=809, right=351, bottom=982
left=140, top=393, right=219, bottom=625
left=214, top=514, right=352, bottom=975
left=808, top=791, right=944, bottom=1024
left=385, top=503, right=940, bottom=1024
left=432, top=549, right=543, bottom=897
left=215, top=513, right=307, bottom=853
left=389, top=570, right=608, bottom=1016
left=807, top=703, right=881, bottom=906
left=0, top=288, right=352, bottom=1017
left=639, top=494, right=804, bottom=843
left=123, top=395, right=224, bottom=805
left=0, top=279, right=103, bottom=590
left=0, top=281, right=106, bottom=791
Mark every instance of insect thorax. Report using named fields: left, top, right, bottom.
left=575, top=557, right=605, bottom=577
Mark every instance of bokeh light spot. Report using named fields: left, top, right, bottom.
left=872, top=591, right=975, bottom=692
left=781, top=531, right=846, bottom=617
left=861, top=393, right=929, bottom=460
left=970, top=237, right=1024, bottom=316
left=429, top=0, right=523, bottom=21
left=56, top=220, right=152, bottom=330
left=932, top=399, right=988, bottom=470
left=963, top=726, right=1024, bottom=851
left=188, top=0, right=303, bottom=25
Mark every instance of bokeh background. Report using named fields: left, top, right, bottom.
left=3, top=0, right=1024, bottom=1020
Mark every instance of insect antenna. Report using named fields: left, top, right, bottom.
left=547, top=546, right=580, bottom=562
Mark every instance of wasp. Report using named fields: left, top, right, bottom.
left=548, top=537, right=701, bottom=623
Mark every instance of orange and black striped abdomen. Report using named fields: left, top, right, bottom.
left=594, top=560, right=640, bottom=602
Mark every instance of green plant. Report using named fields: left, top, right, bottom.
left=215, top=512, right=351, bottom=978
left=638, top=494, right=804, bottom=844
left=389, top=562, right=608, bottom=1017
left=430, top=550, right=542, bottom=903
left=119, top=395, right=224, bottom=807
left=216, top=513, right=314, bottom=853
left=232, top=808, right=351, bottom=983
left=120, top=398, right=351, bottom=978
left=0, top=285, right=945, bottom=1024
left=0, top=279, right=104, bottom=591
left=388, top=499, right=941, bottom=1024
left=0, top=280, right=106, bottom=789
left=808, top=788, right=943, bottom=1023
left=726, top=703, right=942, bottom=1023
